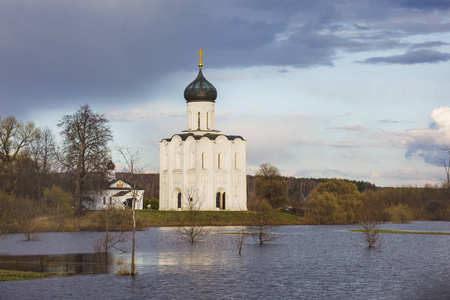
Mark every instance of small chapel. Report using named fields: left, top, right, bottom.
left=82, top=154, right=145, bottom=210
left=158, top=50, right=247, bottom=211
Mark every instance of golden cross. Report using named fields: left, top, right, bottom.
left=197, top=49, right=204, bottom=67
left=109, top=149, right=112, bottom=160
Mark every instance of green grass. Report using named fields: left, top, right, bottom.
left=0, top=269, right=61, bottom=281
left=15, top=210, right=305, bottom=233
left=349, top=229, right=450, bottom=235
left=136, top=210, right=304, bottom=227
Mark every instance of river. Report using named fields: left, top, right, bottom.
left=0, top=221, right=449, bottom=299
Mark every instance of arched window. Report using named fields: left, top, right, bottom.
left=202, top=152, right=205, bottom=169
left=198, top=112, right=201, bottom=129
left=177, top=193, right=182, bottom=208
left=188, top=111, right=192, bottom=130
left=218, top=153, right=222, bottom=169
left=203, top=186, right=207, bottom=196
left=176, top=152, right=181, bottom=169
left=190, top=152, right=195, bottom=169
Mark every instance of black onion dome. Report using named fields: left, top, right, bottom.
left=184, top=68, right=217, bottom=102
left=107, top=160, right=115, bottom=170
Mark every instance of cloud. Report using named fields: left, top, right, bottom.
left=410, top=41, right=449, bottom=50
left=379, top=119, right=399, bottom=124
left=106, top=103, right=184, bottom=122
left=378, top=107, right=450, bottom=165
left=329, top=125, right=368, bottom=134
left=360, top=49, right=450, bottom=65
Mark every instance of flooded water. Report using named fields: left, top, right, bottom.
left=0, top=221, right=449, bottom=300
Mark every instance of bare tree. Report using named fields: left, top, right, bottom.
left=248, top=198, right=280, bottom=245
left=172, top=188, right=210, bottom=243
left=57, top=104, right=113, bottom=213
left=235, top=212, right=249, bottom=255
left=0, top=116, right=39, bottom=195
left=93, top=207, right=129, bottom=254
left=438, top=146, right=450, bottom=187
left=358, top=192, right=383, bottom=248
left=29, top=127, right=56, bottom=212
left=116, top=146, right=146, bottom=276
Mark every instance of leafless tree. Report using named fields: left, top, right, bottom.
left=57, top=104, right=113, bottom=213
left=93, top=207, right=129, bottom=254
left=438, top=146, right=450, bottom=187
left=358, top=193, right=383, bottom=248
left=0, top=116, right=39, bottom=195
left=249, top=198, right=280, bottom=245
left=235, top=211, right=249, bottom=255
left=29, top=127, right=56, bottom=212
left=116, top=145, right=146, bottom=276
left=172, top=188, right=210, bottom=243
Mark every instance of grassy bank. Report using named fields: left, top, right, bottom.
left=136, top=210, right=304, bottom=227
left=0, top=270, right=61, bottom=281
left=349, top=229, right=450, bottom=235
left=29, top=210, right=305, bottom=232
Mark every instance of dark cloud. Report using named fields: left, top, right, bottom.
left=410, top=41, right=449, bottom=50
left=360, top=49, right=450, bottom=65
left=1, top=0, right=450, bottom=118
left=392, top=0, right=450, bottom=11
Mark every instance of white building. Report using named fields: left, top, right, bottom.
left=159, top=51, right=247, bottom=211
left=82, top=159, right=145, bottom=210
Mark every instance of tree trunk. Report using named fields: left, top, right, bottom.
left=131, top=197, right=136, bottom=276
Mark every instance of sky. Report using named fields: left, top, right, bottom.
left=1, top=0, right=450, bottom=187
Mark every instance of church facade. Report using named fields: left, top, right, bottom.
left=158, top=51, right=247, bottom=211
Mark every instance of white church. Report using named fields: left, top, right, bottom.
left=82, top=157, right=145, bottom=210
left=158, top=50, right=247, bottom=211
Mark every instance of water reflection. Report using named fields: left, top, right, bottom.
left=0, top=253, right=111, bottom=274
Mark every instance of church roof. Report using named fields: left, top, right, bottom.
left=184, top=68, right=217, bottom=102
left=161, top=133, right=245, bottom=142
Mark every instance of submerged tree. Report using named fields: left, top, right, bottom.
left=358, top=190, right=383, bottom=248
left=57, top=104, right=113, bottom=213
left=93, top=207, right=129, bottom=255
left=172, top=188, right=210, bottom=243
left=249, top=199, right=280, bottom=245
left=116, top=146, right=146, bottom=276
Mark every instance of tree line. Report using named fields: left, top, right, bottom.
left=1, top=105, right=449, bottom=236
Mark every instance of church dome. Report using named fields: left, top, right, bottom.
left=184, top=68, right=217, bottom=102
left=107, top=160, right=115, bottom=170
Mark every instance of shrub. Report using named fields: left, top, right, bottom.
left=150, top=198, right=159, bottom=210
left=143, top=198, right=151, bottom=209
left=387, top=204, right=414, bottom=223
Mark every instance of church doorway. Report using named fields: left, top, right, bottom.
left=177, top=192, right=182, bottom=209
left=216, top=191, right=226, bottom=210
left=125, top=198, right=133, bottom=209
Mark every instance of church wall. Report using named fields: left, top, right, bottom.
left=159, top=134, right=247, bottom=211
